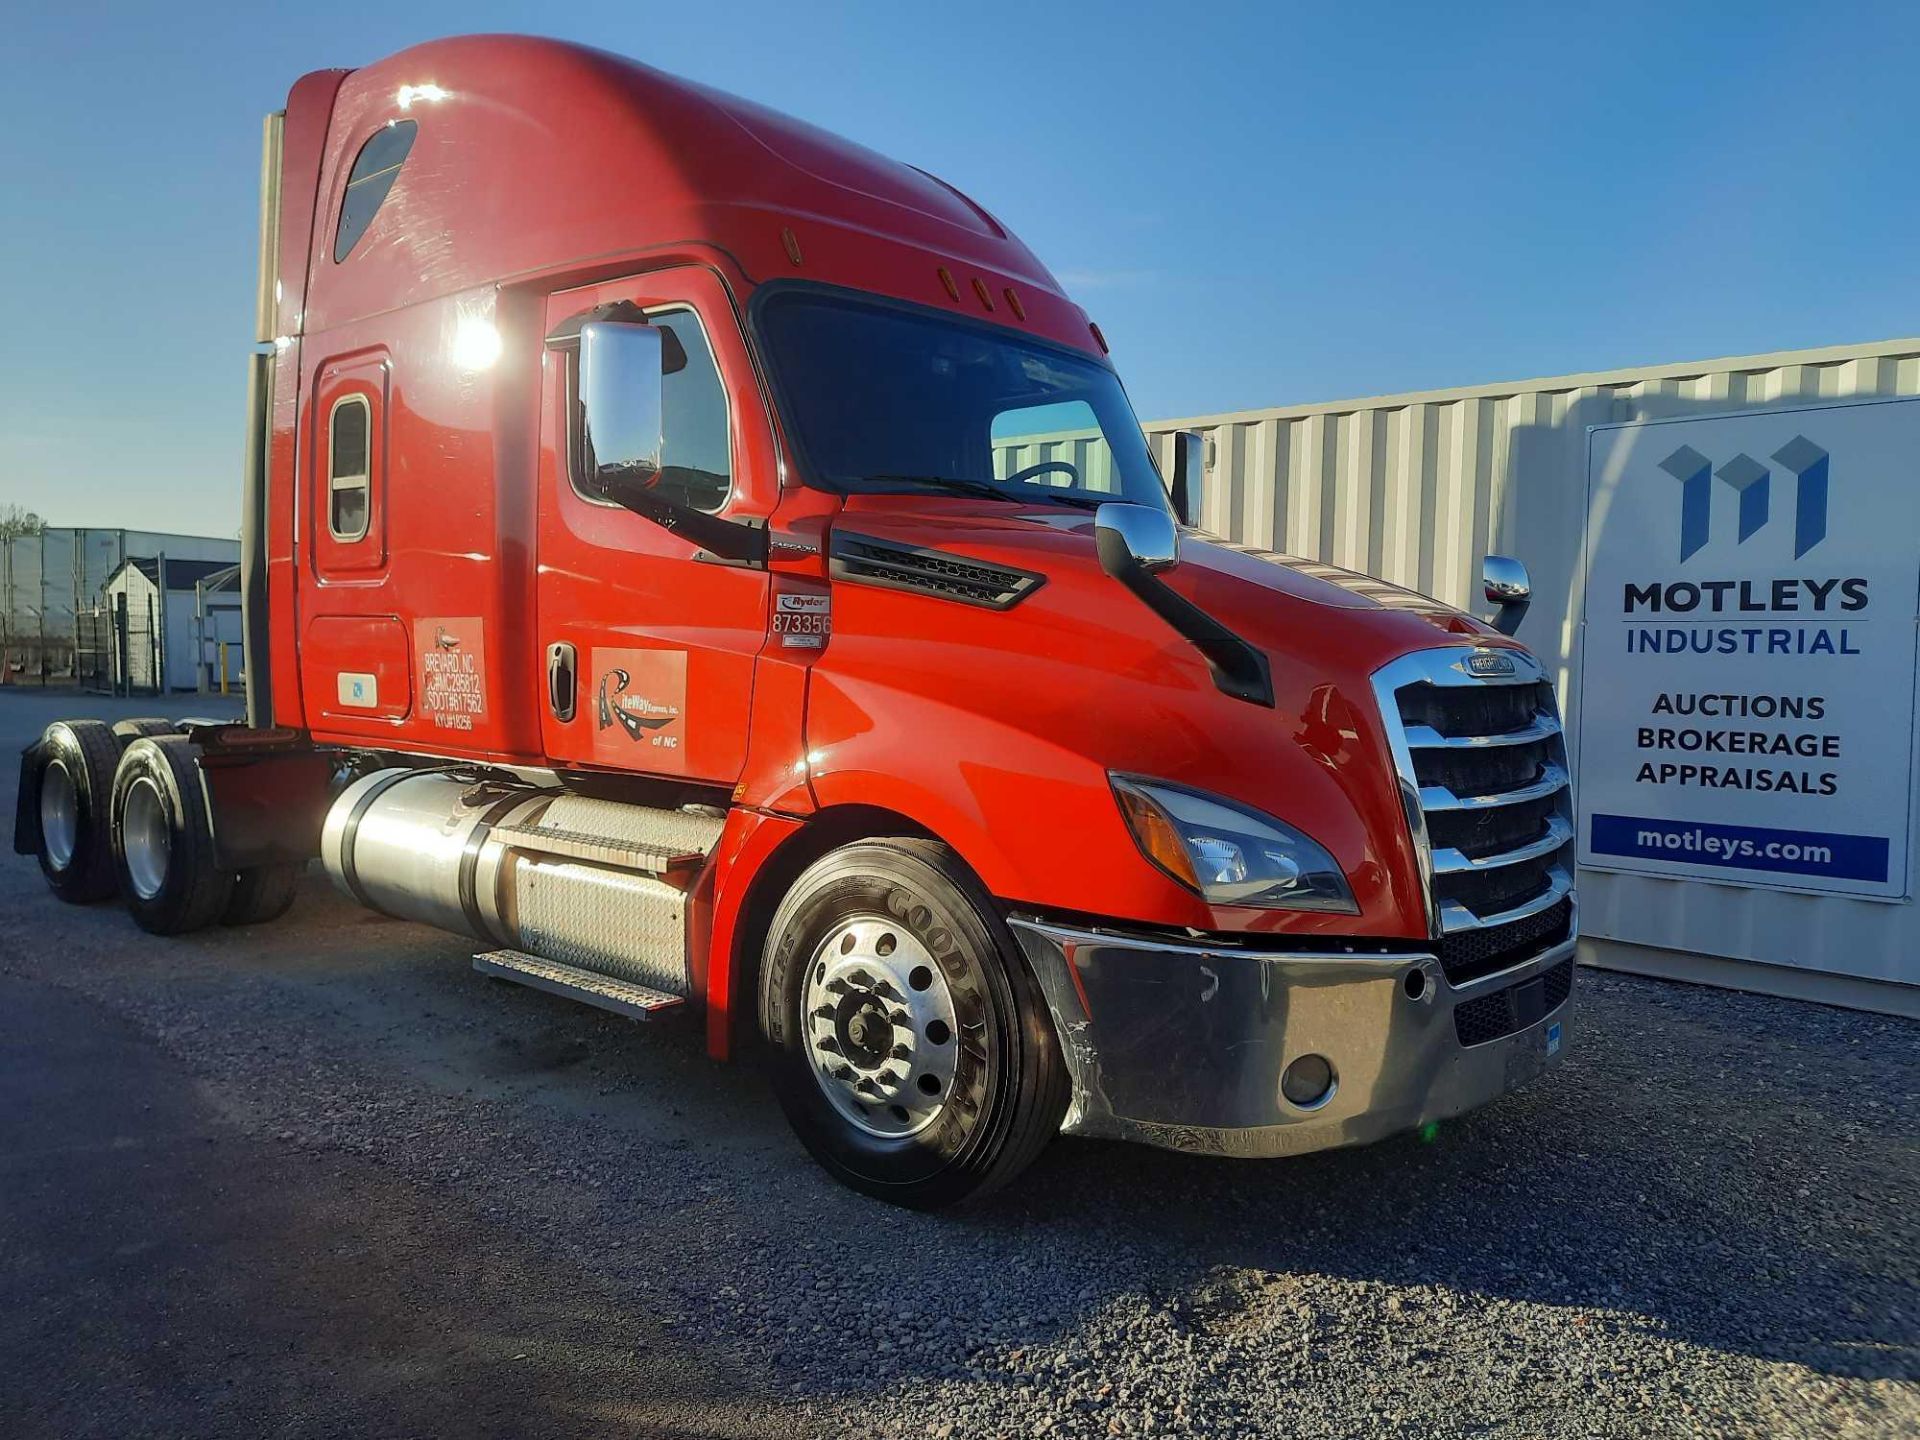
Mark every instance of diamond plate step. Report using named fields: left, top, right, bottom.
left=489, top=823, right=703, bottom=885
left=474, top=949, right=686, bottom=1021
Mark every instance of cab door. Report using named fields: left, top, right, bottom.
left=536, top=269, right=775, bottom=786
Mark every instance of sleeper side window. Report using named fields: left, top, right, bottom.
left=334, top=119, right=418, bottom=262
left=328, top=395, right=372, bottom=541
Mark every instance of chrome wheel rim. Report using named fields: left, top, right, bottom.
left=40, top=761, right=79, bottom=870
left=803, top=915, right=960, bottom=1139
left=122, top=776, right=172, bottom=901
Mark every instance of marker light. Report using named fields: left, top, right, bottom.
left=1111, top=775, right=1357, bottom=913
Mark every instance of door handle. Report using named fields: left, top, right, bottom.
left=547, top=642, right=577, bottom=721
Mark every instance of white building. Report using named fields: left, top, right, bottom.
left=101, top=555, right=242, bottom=694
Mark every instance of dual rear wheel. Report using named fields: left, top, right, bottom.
left=30, top=723, right=300, bottom=933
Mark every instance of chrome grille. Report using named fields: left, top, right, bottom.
left=1372, top=647, right=1576, bottom=943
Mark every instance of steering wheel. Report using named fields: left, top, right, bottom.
left=1002, top=460, right=1081, bottom=488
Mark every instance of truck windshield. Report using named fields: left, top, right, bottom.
left=756, top=288, right=1171, bottom=513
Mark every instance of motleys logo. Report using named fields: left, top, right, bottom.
left=1659, top=435, right=1829, bottom=562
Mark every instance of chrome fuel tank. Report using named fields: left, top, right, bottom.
left=320, top=770, right=724, bottom=994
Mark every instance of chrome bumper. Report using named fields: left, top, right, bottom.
left=1008, top=911, right=1576, bottom=1159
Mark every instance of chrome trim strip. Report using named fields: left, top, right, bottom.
left=1420, top=761, right=1569, bottom=812
left=1403, top=713, right=1561, bottom=749
left=1446, top=929, right=1579, bottom=994
left=1430, top=814, right=1575, bottom=874
left=1438, top=865, right=1574, bottom=933
left=1006, top=915, right=1430, bottom=971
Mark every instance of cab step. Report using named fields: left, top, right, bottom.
left=487, top=822, right=704, bottom=886
left=473, top=948, right=686, bottom=1020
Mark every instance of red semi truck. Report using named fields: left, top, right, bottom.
left=16, top=36, right=1577, bottom=1207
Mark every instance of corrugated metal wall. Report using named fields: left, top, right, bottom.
left=1143, top=336, right=1920, bottom=1013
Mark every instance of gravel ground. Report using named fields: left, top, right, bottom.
left=1, top=691, right=1915, bottom=1438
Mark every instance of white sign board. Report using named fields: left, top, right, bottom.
left=1578, top=397, right=1920, bottom=900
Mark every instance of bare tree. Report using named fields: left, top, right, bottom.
left=0, top=505, right=45, bottom=542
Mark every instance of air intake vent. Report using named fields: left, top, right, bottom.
left=830, top=532, right=1045, bottom=610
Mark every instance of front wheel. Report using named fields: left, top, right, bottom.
left=760, top=839, right=1068, bottom=1209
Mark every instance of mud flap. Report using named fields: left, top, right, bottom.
left=13, top=741, right=46, bottom=855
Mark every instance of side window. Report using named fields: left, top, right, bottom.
left=571, top=307, right=732, bottom=514
left=334, top=119, right=417, bottom=262
left=651, top=310, right=732, bottom=513
left=328, top=396, right=371, bottom=541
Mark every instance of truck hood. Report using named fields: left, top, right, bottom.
left=832, top=495, right=1495, bottom=649
left=808, top=497, right=1516, bottom=940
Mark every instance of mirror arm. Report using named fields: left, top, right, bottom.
left=597, top=471, right=768, bottom=566
left=1169, top=430, right=1204, bottom=528
left=1095, top=528, right=1272, bottom=707
left=1490, top=596, right=1529, bottom=636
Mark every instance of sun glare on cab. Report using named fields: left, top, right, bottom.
left=451, top=316, right=502, bottom=371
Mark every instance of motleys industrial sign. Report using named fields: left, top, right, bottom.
left=1577, top=397, right=1920, bottom=900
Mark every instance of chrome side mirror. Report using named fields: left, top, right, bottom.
left=1168, top=430, right=1206, bottom=528
left=579, top=320, right=664, bottom=498
left=1482, top=554, right=1532, bottom=635
left=1094, top=501, right=1179, bottom=574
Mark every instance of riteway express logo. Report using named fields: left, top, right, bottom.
left=1659, top=435, right=1829, bottom=561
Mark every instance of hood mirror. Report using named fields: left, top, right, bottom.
left=1094, top=502, right=1179, bottom=574
left=1482, top=554, right=1532, bottom=635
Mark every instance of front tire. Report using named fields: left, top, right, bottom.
left=110, top=736, right=234, bottom=935
left=760, top=839, right=1067, bottom=1209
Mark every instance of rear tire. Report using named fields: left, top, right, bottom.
left=760, top=839, right=1068, bottom=1209
left=223, top=862, right=302, bottom=926
left=111, top=717, right=178, bottom=746
left=34, top=720, right=122, bottom=904
left=110, top=736, right=234, bottom=935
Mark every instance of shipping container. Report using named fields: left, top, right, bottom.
left=1144, top=337, right=1920, bottom=1016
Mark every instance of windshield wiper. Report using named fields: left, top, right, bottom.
left=857, top=473, right=1106, bottom=508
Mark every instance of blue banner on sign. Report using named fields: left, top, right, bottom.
left=1589, top=813, right=1890, bottom=883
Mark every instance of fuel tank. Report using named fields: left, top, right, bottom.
left=320, top=770, right=723, bottom=995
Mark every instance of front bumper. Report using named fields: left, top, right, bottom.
left=1008, top=910, right=1576, bottom=1158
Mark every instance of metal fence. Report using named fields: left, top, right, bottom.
left=71, top=597, right=162, bottom=697
left=0, top=528, right=239, bottom=688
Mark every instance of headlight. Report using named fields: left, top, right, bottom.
left=1110, top=774, right=1358, bottom=913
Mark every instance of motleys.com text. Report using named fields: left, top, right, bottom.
left=1588, top=813, right=1891, bottom=884
left=1636, top=826, right=1831, bottom=866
